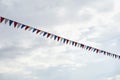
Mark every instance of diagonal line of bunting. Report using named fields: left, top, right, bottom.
left=0, top=16, right=120, bottom=60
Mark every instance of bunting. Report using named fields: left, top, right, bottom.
left=0, top=16, right=120, bottom=60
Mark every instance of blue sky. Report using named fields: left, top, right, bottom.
left=0, top=0, right=120, bottom=80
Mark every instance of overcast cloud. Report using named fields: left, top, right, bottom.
left=0, top=0, right=120, bottom=80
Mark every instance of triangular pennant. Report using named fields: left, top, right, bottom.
left=100, top=50, right=104, bottom=53
left=103, top=51, right=106, bottom=55
left=21, top=24, right=25, bottom=29
left=88, top=47, right=92, bottom=51
left=36, top=29, right=41, bottom=34
left=63, top=38, right=66, bottom=43
left=66, top=39, right=69, bottom=44
left=72, top=41, right=74, bottom=46
left=80, top=44, right=84, bottom=48
left=14, top=21, right=18, bottom=28
left=25, top=26, right=30, bottom=30
left=107, top=52, right=110, bottom=56
left=109, top=53, right=112, bottom=56
left=43, top=32, right=47, bottom=36
left=50, top=34, right=54, bottom=39
left=115, top=54, right=117, bottom=58
left=110, top=53, right=113, bottom=56
left=96, top=49, right=99, bottom=53
left=54, top=35, right=57, bottom=40
left=9, top=20, right=13, bottom=26
left=57, top=36, right=61, bottom=41
left=77, top=43, right=80, bottom=47
left=60, top=38, right=64, bottom=42
left=32, top=28, right=37, bottom=32
left=86, top=46, right=89, bottom=50
left=75, top=42, right=77, bottom=46
left=112, top=54, right=115, bottom=57
left=39, top=31, right=44, bottom=35
left=47, top=33, right=51, bottom=38
left=28, top=27, right=34, bottom=31
left=5, top=18, right=9, bottom=24
left=69, top=41, right=72, bottom=45
left=0, top=17, right=5, bottom=23
left=17, top=23, right=21, bottom=28
left=93, top=48, right=96, bottom=52
left=119, top=56, right=120, bottom=59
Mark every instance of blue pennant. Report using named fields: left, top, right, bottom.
left=112, top=54, right=115, bottom=57
left=86, top=46, right=89, bottom=50
left=63, top=38, right=66, bottom=43
left=43, top=32, right=47, bottom=36
left=72, top=41, right=74, bottom=45
left=103, top=51, right=106, bottom=54
left=21, top=25, right=25, bottom=29
left=80, top=44, right=83, bottom=47
left=100, top=50, right=104, bottom=53
left=32, top=28, right=37, bottom=32
left=9, top=20, right=13, bottom=26
left=93, top=48, right=96, bottom=52
left=54, top=35, right=57, bottom=40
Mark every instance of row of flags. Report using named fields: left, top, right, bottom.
left=0, top=16, right=120, bottom=59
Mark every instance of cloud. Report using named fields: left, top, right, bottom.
left=104, top=75, right=120, bottom=80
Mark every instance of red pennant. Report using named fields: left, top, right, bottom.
left=0, top=17, right=5, bottom=23
left=36, top=29, right=41, bottom=34
left=57, top=36, right=60, bottom=41
left=75, top=42, right=77, bottom=46
left=47, top=33, right=51, bottom=38
left=88, top=47, right=92, bottom=51
left=96, top=49, right=99, bottom=53
left=14, top=21, right=18, bottom=28
left=81, top=44, right=84, bottom=48
left=25, top=26, right=30, bottom=30
left=66, top=40, right=69, bottom=44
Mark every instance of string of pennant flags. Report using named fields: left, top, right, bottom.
left=0, top=16, right=120, bottom=59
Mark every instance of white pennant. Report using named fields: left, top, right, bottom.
left=17, top=23, right=21, bottom=28
left=50, top=34, right=54, bottom=39
left=5, top=19, right=9, bottom=24
left=39, top=31, right=44, bottom=35
left=28, top=27, right=34, bottom=31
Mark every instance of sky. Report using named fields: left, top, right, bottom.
left=0, top=0, right=120, bottom=80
